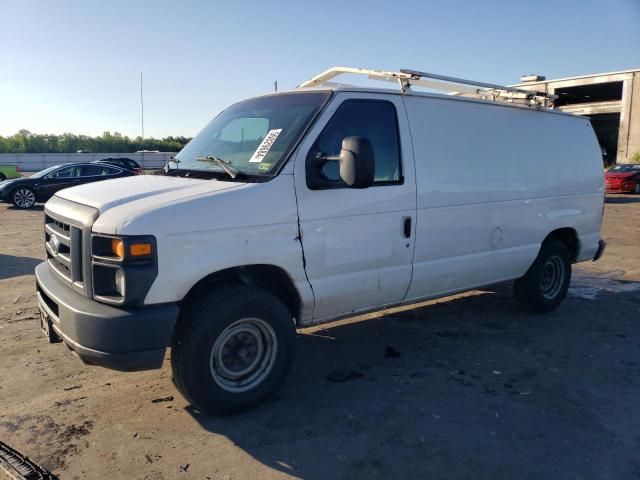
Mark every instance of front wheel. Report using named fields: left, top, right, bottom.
left=634, top=183, right=640, bottom=194
left=514, top=240, right=571, bottom=313
left=12, top=187, right=36, bottom=209
left=171, top=286, right=296, bottom=415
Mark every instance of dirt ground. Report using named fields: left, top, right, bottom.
left=1, top=195, right=639, bottom=480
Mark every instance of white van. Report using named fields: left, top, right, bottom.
left=35, top=67, right=605, bottom=414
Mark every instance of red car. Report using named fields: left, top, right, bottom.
left=604, top=164, right=640, bottom=194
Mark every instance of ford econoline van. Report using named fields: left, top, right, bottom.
left=35, top=67, right=605, bottom=414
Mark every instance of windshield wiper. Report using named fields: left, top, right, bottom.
left=195, top=155, right=238, bottom=179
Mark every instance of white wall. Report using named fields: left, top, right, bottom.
left=0, top=152, right=176, bottom=172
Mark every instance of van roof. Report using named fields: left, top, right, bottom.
left=271, top=84, right=581, bottom=118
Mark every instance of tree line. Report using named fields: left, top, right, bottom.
left=0, top=130, right=191, bottom=154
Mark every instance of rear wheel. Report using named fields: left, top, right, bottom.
left=634, top=183, right=640, bottom=194
left=514, top=240, right=571, bottom=313
left=11, top=187, right=36, bottom=209
left=0, top=173, right=5, bottom=181
left=171, top=286, right=296, bottom=415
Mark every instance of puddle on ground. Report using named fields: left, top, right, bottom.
left=569, top=272, right=640, bottom=300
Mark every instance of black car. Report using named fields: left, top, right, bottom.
left=91, top=157, right=142, bottom=174
left=0, top=163, right=136, bottom=209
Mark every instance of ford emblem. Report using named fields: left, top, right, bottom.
left=49, top=235, right=60, bottom=255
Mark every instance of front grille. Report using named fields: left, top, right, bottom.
left=45, top=213, right=83, bottom=288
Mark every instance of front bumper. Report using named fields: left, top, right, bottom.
left=35, top=262, right=179, bottom=371
left=605, top=182, right=636, bottom=193
left=605, top=188, right=633, bottom=193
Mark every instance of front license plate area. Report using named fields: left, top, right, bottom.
left=40, top=308, right=60, bottom=343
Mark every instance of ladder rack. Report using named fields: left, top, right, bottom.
left=298, top=66, right=556, bottom=109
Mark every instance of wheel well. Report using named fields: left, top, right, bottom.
left=180, top=265, right=301, bottom=322
left=544, top=228, right=579, bottom=262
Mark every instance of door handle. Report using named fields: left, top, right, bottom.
left=403, top=217, right=412, bottom=238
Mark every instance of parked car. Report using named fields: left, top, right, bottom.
left=92, top=157, right=143, bottom=174
left=0, top=162, right=135, bottom=209
left=604, top=164, right=640, bottom=194
left=35, top=67, right=605, bottom=415
left=0, top=165, right=21, bottom=181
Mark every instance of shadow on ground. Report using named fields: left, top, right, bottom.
left=6, top=205, right=45, bottom=211
left=186, top=286, right=640, bottom=480
left=0, top=254, right=41, bottom=280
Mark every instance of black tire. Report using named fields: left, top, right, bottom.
left=11, top=187, right=36, bottom=209
left=0, top=173, right=5, bottom=181
left=171, top=286, right=296, bottom=415
left=513, top=239, right=571, bottom=313
left=634, top=183, right=640, bottom=195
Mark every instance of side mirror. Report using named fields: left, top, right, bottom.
left=306, top=136, right=375, bottom=189
left=336, top=136, right=375, bottom=188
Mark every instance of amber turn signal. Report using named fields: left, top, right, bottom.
left=111, top=238, right=124, bottom=258
left=130, top=243, right=152, bottom=256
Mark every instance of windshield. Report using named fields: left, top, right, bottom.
left=31, top=164, right=63, bottom=178
left=610, top=164, right=640, bottom=172
left=175, top=92, right=330, bottom=178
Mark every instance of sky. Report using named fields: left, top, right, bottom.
left=1, top=0, right=639, bottom=139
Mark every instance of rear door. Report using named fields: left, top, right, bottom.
left=293, top=92, right=417, bottom=321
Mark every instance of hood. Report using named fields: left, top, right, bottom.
left=605, top=171, right=636, bottom=179
left=55, top=174, right=244, bottom=213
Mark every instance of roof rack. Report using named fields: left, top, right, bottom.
left=298, top=66, right=557, bottom=109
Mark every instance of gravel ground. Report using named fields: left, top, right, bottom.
left=1, top=195, right=639, bottom=480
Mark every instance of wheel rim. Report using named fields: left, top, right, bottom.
left=209, top=317, right=278, bottom=393
left=14, top=189, right=35, bottom=208
left=541, top=255, right=564, bottom=299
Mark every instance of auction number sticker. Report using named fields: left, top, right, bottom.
left=249, top=129, right=282, bottom=162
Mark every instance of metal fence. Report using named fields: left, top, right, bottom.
left=0, top=152, right=176, bottom=172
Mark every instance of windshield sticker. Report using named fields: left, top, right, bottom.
left=249, top=129, right=282, bottom=162
left=258, top=162, right=272, bottom=171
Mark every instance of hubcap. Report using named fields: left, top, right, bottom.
left=541, top=256, right=564, bottom=299
left=14, top=189, right=35, bottom=208
left=210, top=318, right=278, bottom=393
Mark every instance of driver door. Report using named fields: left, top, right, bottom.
left=40, top=164, right=83, bottom=200
left=293, top=92, right=417, bottom=322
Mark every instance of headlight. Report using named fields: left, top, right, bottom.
left=91, top=234, right=158, bottom=306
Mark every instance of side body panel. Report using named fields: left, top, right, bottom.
left=403, top=95, right=604, bottom=302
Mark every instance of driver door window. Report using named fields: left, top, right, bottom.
left=49, top=165, right=82, bottom=179
left=310, top=100, right=402, bottom=186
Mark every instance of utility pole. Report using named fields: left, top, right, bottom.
left=140, top=72, right=145, bottom=139
left=274, top=80, right=278, bottom=92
